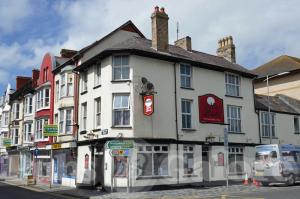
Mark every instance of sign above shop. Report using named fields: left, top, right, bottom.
left=52, top=143, right=62, bottom=150
left=3, top=138, right=11, bottom=147
left=106, top=140, right=134, bottom=150
left=199, top=94, right=224, bottom=124
left=143, top=95, right=154, bottom=116
left=110, top=149, right=131, bottom=157
left=44, top=124, right=58, bottom=136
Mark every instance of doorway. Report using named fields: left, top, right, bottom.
left=202, top=146, right=210, bottom=183
left=94, top=144, right=104, bottom=187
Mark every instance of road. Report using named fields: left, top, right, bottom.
left=0, top=181, right=74, bottom=199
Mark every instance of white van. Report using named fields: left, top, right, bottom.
left=253, top=144, right=300, bottom=186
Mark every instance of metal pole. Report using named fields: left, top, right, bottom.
left=49, top=149, right=52, bottom=188
left=267, top=75, right=272, bottom=144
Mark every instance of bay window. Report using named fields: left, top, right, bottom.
left=24, top=123, right=33, bottom=142
left=12, top=102, right=20, bottom=120
left=59, top=109, right=73, bottom=134
left=24, top=96, right=33, bottom=114
left=36, top=87, right=50, bottom=109
left=35, top=118, right=49, bottom=140
left=60, top=73, right=73, bottom=97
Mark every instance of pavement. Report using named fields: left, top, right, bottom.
left=1, top=176, right=299, bottom=199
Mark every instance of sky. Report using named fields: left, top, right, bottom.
left=0, top=0, right=299, bottom=94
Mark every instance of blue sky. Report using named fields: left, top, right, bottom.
left=0, top=0, right=300, bottom=94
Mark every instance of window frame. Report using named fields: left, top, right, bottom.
left=228, top=147, right=244, bottom=175
left=81, top=102, right=87, bottom=131
left=95, top=97, right=101, bottom=128
left=181, top=99, right=192, bottom=129
left=36, top=87, right=50, bottom=110
left=94, top=62, right=101, bottom=86
left=112, top=55, right=130, bottom=81
left=227, top=105, right=242, bottom=133
left=225, top=72, right=241, bottom=97
left=24, top=123, right=33, bottom=143
left=180, top=64, right=192, bottom=88
left=260, top=111, right=276, bottom=138
left=183, top=145, right=194, bottom=175
left=112, top=94, right=130, bottom=127
left=81, top=71, right=88, bottom=93
left=294, top=116, right=300, bottom=134
left=35, top=118, right=49, bottom=141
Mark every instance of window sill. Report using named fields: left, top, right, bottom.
left=182, top=174, right=198, bottom=178
left=261, top=136, right=278, bottom=139
left=92, top=128, right=101, bottom=132
left=228, top=132, right=245, bottom=135
left=79, top=130, right=87, bottom=135
left=60, top=96, right=74, bottom=99
left=180, top=87, right=194, bottom=90
left=136, top=176, right=172, bottom=180
left=80, top=91, right=88, bottom=95
left=225, top=94, right=243, bottom=99
left=228, top=173, right=244, bottom=176
left=58, top=133, right=73, bottom=137
left=182, top=128, right=196, bottom=132
left=111, top=80, right=131, bottom=83
left=93, top=85, right=101, bottom=89
left=111, top=126, right=132, bottom=129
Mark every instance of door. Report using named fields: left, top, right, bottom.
left=94, top=144, right=104, bottom=187
left=202, top=146, right=210, bottom=182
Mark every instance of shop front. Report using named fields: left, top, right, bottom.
left=7, top=148, right=20, bottom=177
left=33, top=149, right=51, bottom=184
left=0, top=155, right=8, bottom=176
left=20, top=149, right=33, bottom=180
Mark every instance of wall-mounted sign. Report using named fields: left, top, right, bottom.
left=111, top=149, right=131, bottom=157
left=52, top=143, right=61, bottom=150
left=3, top=138, right=11, bottom=147
left=199, top=94, right=224, bottom=124
left=44, top=124, right=58, bottom=136
left=143, top=95, right=154, bottom=116
left=106, top=140, right=134, bottom=150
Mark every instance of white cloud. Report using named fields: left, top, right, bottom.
left=0, top=0, right=32, bottom=34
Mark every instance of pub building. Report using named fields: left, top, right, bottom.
left=58, top=6, right=259, bottom=190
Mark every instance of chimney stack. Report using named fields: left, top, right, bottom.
left=60, top=49, right=77, bottom=58
left=175, top=36, right=192, bottom=51
left=16, top=76, right=31, bottom=90
left=32, top=69, right=40, bottom=88
left=151, top=6, right=169, bottom=52
left=216, top=36, right=236, bottom=63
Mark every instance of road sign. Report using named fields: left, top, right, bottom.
left=110, top=149, right=131, bottom=157
left=44, top=124, right=58, bottom=136
left=3, top=138, right=11, bottom=147
left=34, top=148, right=39, bottom=157
left=106, top=140, right=134, bottom=150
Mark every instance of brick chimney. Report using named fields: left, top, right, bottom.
left=216, top=36, right=236, bottom=63
left=151, top=6, right=169, bottom=52
left=16, top=76, right=31, bottom=90
left=60, top=49, right=77, bottom=58
left=175, top=36, right=192, bottom=51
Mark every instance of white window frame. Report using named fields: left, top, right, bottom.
left=12, top=102, right=20, bottom=120
left=55, top=80, right=59, bottom=102
left=180, top=64, right=192, bottom=88
left=66, top=73, right=73, bottom=96
left=183, top=145, right=194, bottom=175
left=181, top=99, right=192, bottom=129
left=260, top=111, right=275, bottom=138
left=35, top=118, right=49, bottom=141
left=24, top=95, right=33, bottom=115
left=4, top=112, right=8, bottom=126
left=112, top=55, right=130, bottom=81
left=95, top=97, right=101, bottom=128
left=36, top=87, right=50, bottom=110
left=81, top=102, right=87, bottom=131
left=225, top=73, right=240, bottom=97
left=229, top=147, right=244, bottom=174
left=137, top=145, right=169, bottom=177
left=227, top=105, right=242, bottom=133
left=294, top=116, right=300, bottom=134
left=59, top=108, right=73, bottom=134
left=11, top=128, right=19, bottom=145
left=81, top=71, right=88, bottom=93
left=94, top=62, right=101, bottom=86
left=112, top=94, right=130, bottom=127
left=24, top=123, right=33, bottom=143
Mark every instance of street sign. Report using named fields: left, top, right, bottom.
left=52, top=143, right=61, bottom=150
left=34, top=148, right=39, bottom=157
left=3, top=138, right=11, bottom=147
left=44, top=124, right=58, bottom=136
left=106, top=140, right=134, bottom=150
left=110, top=149, right=131, bottom=157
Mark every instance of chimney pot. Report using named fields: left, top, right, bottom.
left=160, top=7, right=165, bottom=13
left=151, top=6, right=169, bottom=52
left=154, top=6, right=159, bottom=13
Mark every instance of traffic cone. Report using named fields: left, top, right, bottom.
left=243, top=173, right=249, bottom=185
left=252, top=178, right=257, bottom=186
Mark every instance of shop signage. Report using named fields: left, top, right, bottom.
left=111, top=149, right=131, bottom=157
left=3, top=138, right=11, bottom=147
left=199, top=94, right=224, bottom=124
left=143, top=95, right=154, bottom=116
left=52, top=143, right=61, bottom=150
left=106, top=140, right=134, bottom=150
left=44, top=124, right=58, bottom=136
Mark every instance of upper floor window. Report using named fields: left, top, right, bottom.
left=43, top=67, right=48, bottom=82
left=67, top=74, right=73, bottom=96
left=181, top=99, right=192, bottom=129
left=59, top=108, right=73, bottom=134
left=4, top=112, right=8, bottom=126
left=60, top=73, right=66, bottom=97
left=24, top=96, right=33, bottom=115
left=227, top=105, right=242, bottom=133
left=81, top=102, right=87, bottom=131
left=81, top=71, right=88, bottom=93
left=94, top=62, right=101, bottom=86
left=113, top=94, right=130, bottom=126
left=11, top=128, right=19, bottom=145
left=95, top=97, right=101, bottom=128
left=24, top=123, right=33, bottom=142
left=112, top=55, right=129, bottom=80
left=36, top=87, right=50, bottom=110
left=12, top=102, right=20, bottom=120
left=55, top=80, right=59, bottom=102
left=180, top=64, right=192, bottom=88
left=35, top=118, right=49, bottom=140
left=260, top=111, right=275, bottom=138
left=225, top=73, right=240, bottom=97
left=60, top=73, right=73, bottom=97
left=294, top=116, right=300, bottom=134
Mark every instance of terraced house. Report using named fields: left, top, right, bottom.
left=54, top=7, right=259, bottom=190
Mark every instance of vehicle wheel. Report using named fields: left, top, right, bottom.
left=286, top=174, right=295, bottom=186
left=261, top=182, right=269, bottom=186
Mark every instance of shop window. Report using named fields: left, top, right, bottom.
left=137, top=145, right=169, bottom=177
left=229, top=147, right=244, bottom=174
left=114, top=157, right=127, bottom=177
left=183, top=145, right=194, bottom=175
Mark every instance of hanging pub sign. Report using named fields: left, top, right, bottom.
left=199, top=94, right=224, bottom=124
left=143, top=95, right=154, bottom=116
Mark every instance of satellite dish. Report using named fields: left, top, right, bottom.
left=141, top=77, right=148, bottom=84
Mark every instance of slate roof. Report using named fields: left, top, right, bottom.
left=255, top=94, right=300, bottom=115
left=75, top=36, right=256, bottom=77
left=253, top=55, right=300, bottom=78
left=9, top=80, right=34, bottom=102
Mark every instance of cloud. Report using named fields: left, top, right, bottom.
left=0, top=0, right=32, bottom=34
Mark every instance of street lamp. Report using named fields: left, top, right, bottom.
left=263, top=72, right=290, bottom=144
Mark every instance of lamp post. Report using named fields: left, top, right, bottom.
left=264, top=72, right=290, bottom=144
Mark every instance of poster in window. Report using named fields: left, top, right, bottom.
left=114, top=156, right=127, bottom=177
left=199, top=94, right=224, bottom=124
left=218, top=152, right=224, bottom=166
left=84, top=154, right=89, bottom=169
